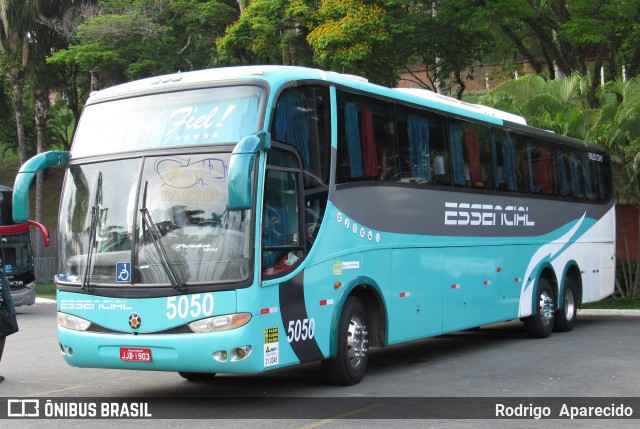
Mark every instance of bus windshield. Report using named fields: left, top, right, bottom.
left=72, top=85, right=263, bottom=157
left=0, top=231, right=33, bottom=276
left=57, top=153, right=252, bottom=287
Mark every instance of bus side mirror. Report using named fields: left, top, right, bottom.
left=228, top=132, right=270, bottom=211
left=13, top=150, right=70, bottom=223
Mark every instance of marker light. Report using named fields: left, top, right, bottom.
left=213, top=350, right=228, bottom=362
left=188, top=313, right=252, bottom=333
left=231, top=346, right=252, bottom=361
left=57, top=312, right=91, bottom=331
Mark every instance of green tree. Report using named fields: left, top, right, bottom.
left=49, top=0, right=238, bottom=90
left=0, top=0, right=39, bottom=164
left=306, top=0, right=394, bottom=83
left=476, top=73, right=597, bottom=135
left=217, top=0, right=314, bottom=67
left=399, top=1, right=499, bottom=97
left=218, top=0, right=499, bottom=89
left=452, top=0, right=640, bottom=105
left=0, top=0, right=84, bottom=231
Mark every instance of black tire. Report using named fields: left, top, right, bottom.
left=554, top=276, right=578, bottom=332
left=178, top=372, right=217, bottom=381
left=322, top=296, right=369, bottom=385
left=523, top=278, right=555, bottom=338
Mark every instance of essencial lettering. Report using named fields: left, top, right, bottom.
left=444, top=202, right=534, bottom=227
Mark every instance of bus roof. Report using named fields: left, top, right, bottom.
left=394, top=88, right=527, bottom=125
left=87, top=66, right=518, bottom=127
left=85, top=65, right=605, bottom=152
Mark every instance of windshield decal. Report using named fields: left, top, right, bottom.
left=166, top=104, right=237, bottom=142
left=155, top=156, right=227, bottom=188
left=176, top=243, right=218, bottom=252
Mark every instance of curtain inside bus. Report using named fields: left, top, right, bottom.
left=407, top=115, right=430, bottom=181
left=361, top=106, right=378, bottom=177
left=449, top=124, right=464, bottom=185
left=274, top=91, right=310, bottom=172
left=502, top=134, right=518, bottom=191
left=463, top=128, right=481, bottom=184
left=345, top=102, right=363, bottom=178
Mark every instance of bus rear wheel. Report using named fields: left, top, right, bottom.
left=178, top=372, right=217, bottom=381
left=523, top=278, right=554, bottom=338
left=322, top=296, right=369, bottom=386
left=554, top=277, right=578, bottom=332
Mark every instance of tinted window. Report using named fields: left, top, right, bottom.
left=491, top=129, right=525, bottom=192
left=337, top=91, right=398, bottom=183
left=449, top=120, right=492, bottom=189
left=397, top=106, right=449, bottom=185
left=272, top=85, right=331, bottom=189
left=524, top=138, right=555, bottom=195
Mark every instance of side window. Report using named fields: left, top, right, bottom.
left=0, top=190, right=12, bottom=225
left=272, top=85, right=331, bottom=189
left=556, top=148, right=572, bottom=197
left=396, top=106, right=449, bottom=185
left=570, top=151, right=585, bottom=199
left=337, top=91, right=398, bottom=182
left=262, top=159, right=303, bottom=278
left=556, top=148, right=584, bottom=199
left=583, top=152, right=600, bottom=201
left=593, top=153, right=613, bottom=201
left=491, top=129, right=525, bottom=192
left=271, top=86, right=332, bottom=270
left=449, top=120, right=492, bottom=189
left=525, top=139, right=554, bottom=195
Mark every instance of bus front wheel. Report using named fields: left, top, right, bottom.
left=178, top=372, right=217, bottom=381
left=523, top=278, right=555, bottom=338
left=322, top=296, right=369, bottom=386
left=554, top=277, right=578, bottom=332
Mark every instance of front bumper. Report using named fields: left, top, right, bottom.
left=57, top=319, right=264, bottom=374
left=11, top=285, right=36, bottom=306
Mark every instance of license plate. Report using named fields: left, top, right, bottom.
left=120, top=347, right=152, bottom=362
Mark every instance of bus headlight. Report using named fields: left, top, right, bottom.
left=57, top=312, right=91, bottom=331
left=188, top=313, right=252, bottom=333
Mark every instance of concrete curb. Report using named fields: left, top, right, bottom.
left=35, top=297, right=56, bottom=304
left=578, top=309, right=640, bottom=317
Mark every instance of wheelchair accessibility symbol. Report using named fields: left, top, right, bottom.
left=116, top=262, right=131, bottom=283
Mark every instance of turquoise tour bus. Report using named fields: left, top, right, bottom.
left=12, top=66, right=614, bottom=385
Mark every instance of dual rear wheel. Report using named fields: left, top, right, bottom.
left=524, top=277, right=578, bottom=338
left=554, top=277, right=578, bottom=332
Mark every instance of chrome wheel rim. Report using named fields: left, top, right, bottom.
left=346, top=315, right=368, bottom=369
left=539, top=290, right=554, bottom=327
left=564, top=287, right=575, bottom=321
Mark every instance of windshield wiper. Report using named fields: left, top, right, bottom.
left=83, top=171, right=102, bottom=289
left=139, top=182, right=185, bottom=290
